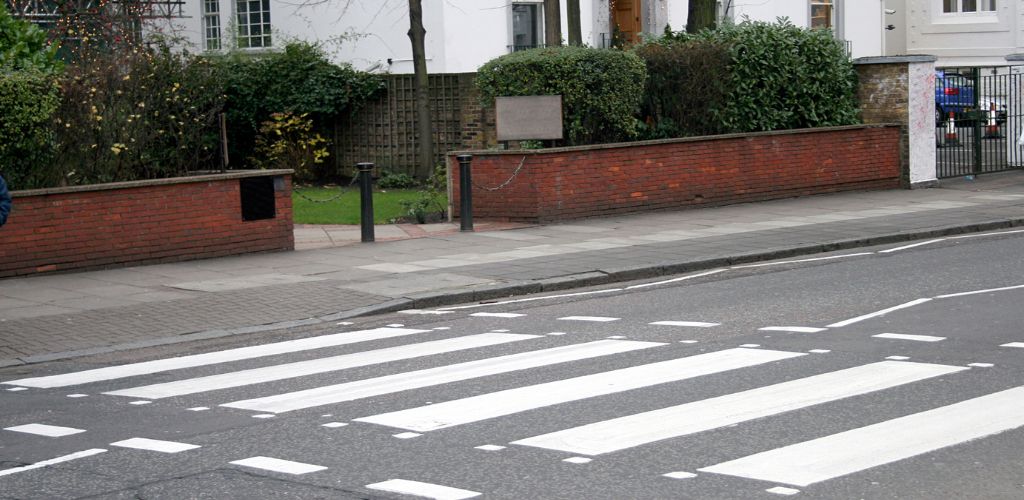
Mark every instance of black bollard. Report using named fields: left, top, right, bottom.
left=357, top=162, right=375, bottom=243
left=457, top=154, right=473, bottom=232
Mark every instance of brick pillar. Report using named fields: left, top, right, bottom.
left=854, top=55, right=938, bottom=189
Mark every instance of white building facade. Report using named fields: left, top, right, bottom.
left=884, top=0, right=1021, bottom=67
left=171, top=0, right=883, bottom=73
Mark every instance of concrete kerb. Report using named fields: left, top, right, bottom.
left=2, top=216, right=1023, bottom=369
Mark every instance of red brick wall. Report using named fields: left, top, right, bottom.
left=450, top=125, right=901, bottom=223
left=0, top=172, right=294, bottom=278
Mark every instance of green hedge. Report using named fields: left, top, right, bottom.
left=685, top=19, right=859, bottom=132
left=0, top=71, right=60, bottom=189
left=476, top=46, right=647, bottom=145
left=215, top=42, right=384, bottom=175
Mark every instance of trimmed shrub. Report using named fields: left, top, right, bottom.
left=476, top=46, right=647, bottom=145
left=214, top=42, right=384, bottom=173
left=633, top=38, right=732, bottom=138
left=678, top=19, right=859, bottom=133
left=0, top=71, right=60, bottom=189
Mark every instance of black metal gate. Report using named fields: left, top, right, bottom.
left=936, top=66, right=1024, bottom=178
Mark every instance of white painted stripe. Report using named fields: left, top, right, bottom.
left=1001, top=342, right=1024, bottom=348
left=475, top=445, right=505, bottom=451
left=470, top=312, right=524, bottom=318
left=110, top=437, right=200, bottom=453
left=766, top=486, right=801, bottom=495
left=886, top=356, right=910, bottom=361
left=393, top=432, right=421, bottom=439
left=0, top=449, right=106, bottom=477
left=106, top=333, right=537, bottom=399
left=564, top=457, right=592, bottom=464
left=6, top=387, right=27, bottom=392
left=826, top=299, right=932, bottom=328
left=759, top=326, right=827, bottom=333
left=968, top=363, right=994, bottom=368
left=399, top=310, right=453, bottom=315
left=935, top=284, right=1024, bottom=299
left=873, top=333, right=946, bottom=342
left=221, top=340, right=663, bottom=414
left=3, top=327, right=432, bottom=388
left=4, top=423, right=85, bottom=437
left=355, top=348, right=805, bottom=432
left=558, top=316, right=620, bottom=322
left=731, top=253, right=872, bottom=269
left=625, top=269, right=728, bottom=289
left=663, top=471, right=697, bottom=479
left=230, top=456, right=327, bottom=475
left=699, top=386, right=1024, bottom=487
left=322, top=422, right=348, bottom=428
left=879, top=239, right=945, bottom=253
left=650, top=321, right=721, bottom=328
left=438, top=289, right=622, bottom=311
left=366, top=479, right=480, bottom=500
left=512, top=361, right=966, bottom=456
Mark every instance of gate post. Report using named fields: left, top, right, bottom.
left=854, top=55, right=939, bottom=188
left=1005, top=55, right=1024, bottom=167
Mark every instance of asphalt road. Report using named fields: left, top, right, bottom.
left=2, top=229, right=1024, bottom=499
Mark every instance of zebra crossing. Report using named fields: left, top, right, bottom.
left=3, top=318, right=1024, bottom=497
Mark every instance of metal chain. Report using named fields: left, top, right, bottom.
left=293, top=176, right=359, bottom=204
left=472, top=155, right=528, bottom=192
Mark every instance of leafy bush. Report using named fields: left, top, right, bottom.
left=377, top=171, right=417, bottom=189
left=251, top=112, right=329, bottom=183
left=0, top=3, right=62, bottom=72
left=215, top=42, right=384, bottom=172
left=0, top=71, right=61, bottom=189
left=670, top=19, right=859, bottom=133
left=633, top=39, right=732, bottom=138
left=51, top=45, right=226, bottom=186
left=476, top=46, right=647, bottom=145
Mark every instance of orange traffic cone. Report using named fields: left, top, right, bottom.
left=984, top=102, right=1002, bottom=138
left=944, top=111, right=961, bottom=146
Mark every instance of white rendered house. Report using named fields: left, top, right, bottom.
left=884, top=0, right=1021, bottom=68
left=168, top=0, right=882, bottom=73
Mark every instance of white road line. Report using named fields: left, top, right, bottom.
left=475, top=445, right=505, bottom=451
left=322, top=422, right=348, bottom=428
left=2, top=327, right=432, bottom=388
left=366, top=479, right=481, bottom=500
left=564, top=457, right=592, bottom=464
left=699, top=386, right=1024, bottom=487
left=438, top=289, right=623, bottom=311
left=399, top=309, right=453, bottom=315
left=650, top=321, right=721, bottom=328
left=105, top=333, right=537, bottom=400
left=663, top=471, right=697, bottom=479
left=935, top=284, right=1024, bottom=299
left=4, top=423, right=86, bottom=437
left=355, top=348, right=805, bottom=432
left=558, top=316, right=620, bottom=322
left=625, top=269, right=727, bottom=289
left=1001, top=342, right=1024, bottom=348
left=230, top=456, right=327, bottom=475
left=0, top=449, right=106, bottom=477
left=878, top=239, right=945, bottom=253
left=766, top=486, right=801, bottom=496
left=731, top=253, right=873, bottom=269
left=221, top=340, right=663, bottom=414
left=873, top=333, right=946, bottom=342
left=759, top=326, right=827, bottom=333
left=469, top=312, right=525, bottom=318
left=826, top=299, right=932, bottom=328
left=110, top=438, right=200, bottom=453
left=512, top=361, right=966, bottom=456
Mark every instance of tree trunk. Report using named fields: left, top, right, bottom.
left=544, top=0, right=562, bottom=47
left=567, top=0, right=582, bottom=46
left=686, top=0, right=717, bottom=33
left=407, top=0, right=434, bottom=180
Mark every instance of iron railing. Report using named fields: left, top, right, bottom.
left=935, top=67, right=1022, bottom=178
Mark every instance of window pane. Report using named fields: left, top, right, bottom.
left=943, top=0, right=957, bottom=12
left=982, top=0, right=996, bottom=10
left=512, top=3, right=540, bottom=50
left=963, top=0, right=977, bottom=11
left=810, top=4, right=832, bottom=29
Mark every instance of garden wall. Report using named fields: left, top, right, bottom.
left=0, top=170, right=294, bottom=278
left=448, top=125, right=901, bottom=223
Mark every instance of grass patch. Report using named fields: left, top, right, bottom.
left=292, top=186, right=447, bottom=224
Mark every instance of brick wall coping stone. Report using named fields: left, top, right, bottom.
left=10, top=169, right=294, bottom=197
left=853, top=55, right=938, bottom=65
left=450, top=124, right=899, bottom=157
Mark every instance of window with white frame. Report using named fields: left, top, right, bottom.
left=511, top=2, right=543, bottom=52
left=943, top=0, right=996, bottom=13
left=810, top=0, right=833, bottom=29
left=203, top=0, right=221, bottom=51
left=236, top=0, right=271, bottom=48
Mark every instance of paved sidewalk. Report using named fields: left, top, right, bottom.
left=3, top=171, right=1024, bottom=366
